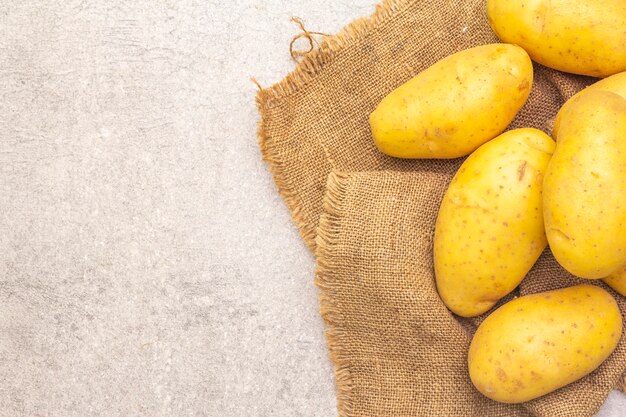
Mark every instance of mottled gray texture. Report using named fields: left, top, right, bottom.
left=0, top=1, right=623, bottom=416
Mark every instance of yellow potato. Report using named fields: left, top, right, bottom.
left=554, top=71, right=626, bottom=138
left=487, top=0, right=626, bottom=77
left=604, top=266, right=626, bottom=297
left=469, top=285, right=622, bottom=403
left=544, top=91, right=626, bottom=279
left=435, top=128, right=555, bottom=317
left=369, top=44, right=532, bottom=159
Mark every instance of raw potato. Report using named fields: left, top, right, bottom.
left=487, top=0, right=626, bottom=77
left=544, top=91, right=626, bottom=279
left=553, top=71, right=626, bottom=138
left=469, top=285, right=622, bottom=404
left=369, top=44, right=533, bottom=159
left=434, top=128, right=555, bottom=317
left=604, top=267, right=626, bottom=297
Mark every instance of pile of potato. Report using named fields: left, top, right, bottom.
left=369, top=0, right=626, bottom=404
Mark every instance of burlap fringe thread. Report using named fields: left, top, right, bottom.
left=254, top=0, right=626, bottom=406
left=289, top=17, right=329, bottom=63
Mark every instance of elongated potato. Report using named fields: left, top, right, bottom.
left=469, top=285, right=622, bottom=404
left=554, top=71, right=626, bottom=138
left=435, top=128, right=555, bottom=317
left=604, top=267, right=626, bottom=297
left=488, top=0, right=626, bottom=77
left=544, top=91, right=626, bottom=279
left=369, top=44, right=532, bottom=159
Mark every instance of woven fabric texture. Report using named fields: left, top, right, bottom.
left=256, top=0, right=625, bottom=415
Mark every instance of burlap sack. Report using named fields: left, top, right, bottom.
left=256, top=0, right=626, bottom=415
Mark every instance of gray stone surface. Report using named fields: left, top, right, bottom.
left=0, top=1, right=623, bottom=416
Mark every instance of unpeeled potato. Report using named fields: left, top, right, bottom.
left=487, top=0, right=626, bottom=77
left=435, top=128, right=555, bottom=317
left=469, top=285, right=622, bottom=403
left=544, top=91, right=626, bottom=279
left=369, top=44, right=532, bottom=159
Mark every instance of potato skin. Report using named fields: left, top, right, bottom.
left=434, top=128, right=555, bottom=317
left=604, top=267, right=626, bottom=296
left=369, top=44, right=532, bottom=159
left=544, top=91, right=626, bottom=279
left=487, top=0, right=626, bottom=77
left=469, top=285, right=622, bottom=404
left=554, top=71, right=626, bottom=138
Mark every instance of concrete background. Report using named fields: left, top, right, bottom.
left=0, top=1, right=624, bottom=416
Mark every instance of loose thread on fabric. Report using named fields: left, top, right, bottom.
left=250, top=77, right=263, bottom=91
left=289, top=17, right=329, bottom=63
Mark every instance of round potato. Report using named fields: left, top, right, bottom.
left=554, top=71, right=626, bottom=138
left=487, top=0, right=626, bottom=77
left=435, top=128, right=555, bottom=317
left=544, top=91, right=626, bottom=279
left=469, top=285, right=622, bottom=404
left=369, top=44, right=532, bottom=159
left=604, top=267, right=626, bottom=297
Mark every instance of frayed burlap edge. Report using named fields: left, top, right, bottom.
left=255, top=0, right=411, bottom=251
left=315, top=171, right=354, bottom=417
left=255, top=106, right=318, bottom=251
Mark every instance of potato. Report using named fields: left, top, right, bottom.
left=554, top=71, right=626, bottom=138
left=604, top=267, right=626, bottom=297
left=469, top=285, right=622, bottom=403
left=369, top=44, right=532, bottom=159
left=544, top=91, right=626, bottom=279
left=434, top=128, right=555, bottom=317
left=487, top=0, right=626, bottom=77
